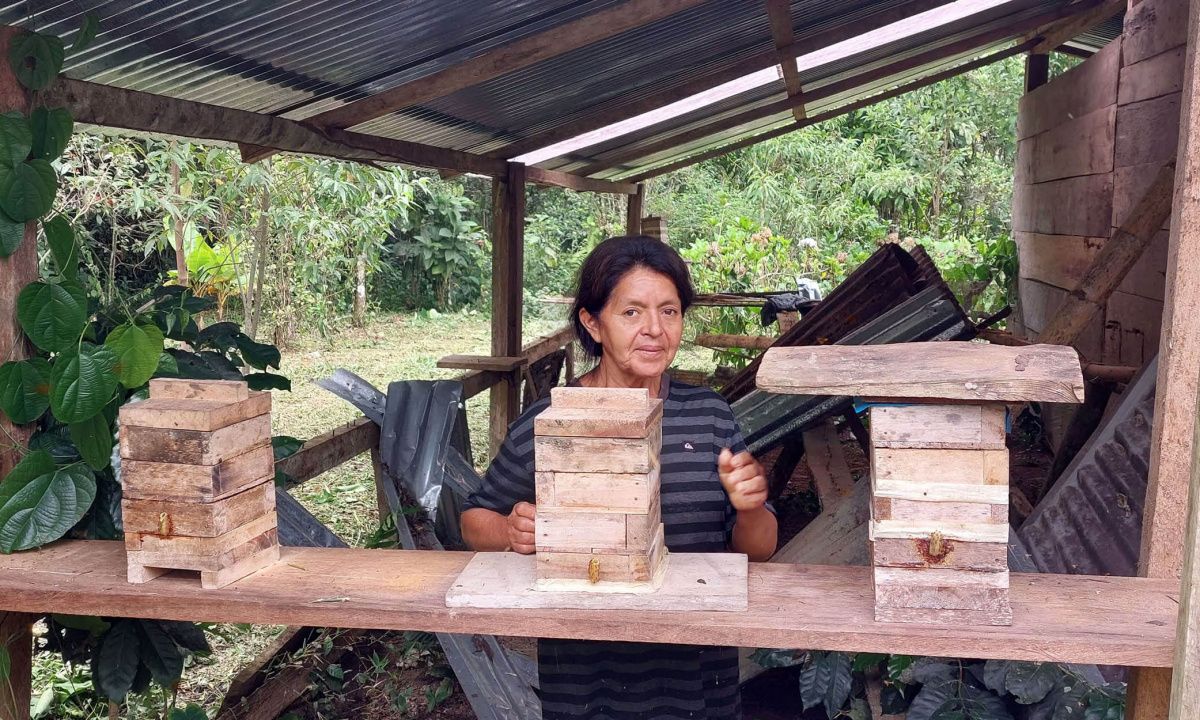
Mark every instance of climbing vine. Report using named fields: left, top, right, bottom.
left=0, top=20, right=292, bottom=713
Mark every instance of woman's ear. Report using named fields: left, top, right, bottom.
left=578, top=308, right=602, bottom=344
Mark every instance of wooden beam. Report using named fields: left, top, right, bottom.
left=1029, top=0, right=1125, bottom=54
left=437, top=355, right=527, bottom=372
left=1036, top=162, right=1176, bottom=348
left=39, top=75, right=622, bottom=194
left=766, top=0, right=806, bottom=121
left=276, top=417, right=380, bottom=487
left=628, top=41, right=1032, bottom=182
left=1025, top=52, right=1051, bottom=93
left=0, top=541, right=1181, bottom=668
left=303, top=0, right=707, bottom=132
left=491, top=0, right=959, bottom=160
left=1132, top=3, right=1200, bottom=717
left=0, top=27, right=36, bottom=720
left=524, top=166, right=636, bottom=195
left=694, top=333, right=777, bottom=350
left=1055, top=44, right=1097, bottom=59
left=1171, top=291, right=1200, bottom=720
left=489, top=162, right=526, bottom=458
left=581, top=1, right=1086, bottom=175
left=626, top=183, right=645, bottom=235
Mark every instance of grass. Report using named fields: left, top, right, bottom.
left=31, top=305, right=724, bottom=718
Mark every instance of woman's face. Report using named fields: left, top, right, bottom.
left=580, top=267, right=684, bottom=382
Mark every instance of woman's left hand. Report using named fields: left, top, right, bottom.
left=718, top=448, right=768, bottom=512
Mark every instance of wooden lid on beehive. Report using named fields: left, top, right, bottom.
left=119, top=379, right=271, bottom=432
left=756, top=342, right=1084, bottom=403
left=534, top=387, right=663, bottom=439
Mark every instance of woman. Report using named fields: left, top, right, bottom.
left=462, top=235, right=778, bottom=719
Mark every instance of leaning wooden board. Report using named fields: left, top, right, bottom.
left=0, top=541, right=1178, bottom=667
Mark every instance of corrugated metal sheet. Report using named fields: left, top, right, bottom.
left=0, top=0, right=1124, bottom=179
left=1016, top=359, right=1157, bottom=577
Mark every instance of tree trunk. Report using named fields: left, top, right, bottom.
left=170, top=144, right=188, bottom=285
left=352, top=250, right=367, bottom=328
left=246, top=179, right=270, bottom=339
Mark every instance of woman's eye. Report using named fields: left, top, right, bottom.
left=623, top=309, right=638, bottom=317
left=663, top=308, right=679, bottom=316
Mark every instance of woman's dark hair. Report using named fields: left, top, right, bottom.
left=570, top=235, right=694, bottom=358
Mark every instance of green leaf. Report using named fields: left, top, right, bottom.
left=105, top=323, right=165, bottom=388
left=17, top=281, right=87, bottom=352
left=0, top=464, right=96, bottom=551
left=43, top=214, right=77, bottom=278
left=138, top=620, right=184, bottom=685
left=9, top=32, right=65, bottom=90
left=852, top=652, right=887, bottom=672
left=272, top=435, right=304, bottom=461
left=169, top=705, right=208, bottom=720
left=887, top=655, right=916, bottom=683
left=981, top=660, right=1010, bottom=694
left=28, top=427, right=80, bottom=465
left=245, top=372, right=291, bottom=391
left=94, top=620, right=140, bottom=700
left=0, top=358, right=51, bottom=424
left=155, top=352, right=180, bottom=378
left=0, top=158, right=58, bottom=221
left=0, top=111, right=31, bottom=166
left=51, top=613, right=110, bottom=635
left=29, top=107, right=72, bottom=162
left=234, top=332, right=281, bottom=370
left=1004, top=662, right=1060, bottom=705
left=0, top=208, right=23, bottom=258
left=50, top=343, right=119, bottom=423
left=906, top=679, right=956, bottom=720
left=160, top=620, right=210, bottom=654
left=0, top=645, right=8, bottom=682
left=822, top=652, right=853, bottom=717
left=69, top=412, right=113, bottom=470
left=72, top=13, right=100, bottom=52
left=0, top=450, right=56, bottom=510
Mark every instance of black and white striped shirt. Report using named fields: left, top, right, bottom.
left=464, top=377, right=748, bottom=719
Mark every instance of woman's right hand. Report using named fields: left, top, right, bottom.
left=508, top=501, right=537, bottom=554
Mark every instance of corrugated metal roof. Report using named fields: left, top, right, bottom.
left=0, top=0, right=1124, bottom=179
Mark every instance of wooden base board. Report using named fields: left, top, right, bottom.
left=128, top=544, right=280, bottom=590
left=875, top=603, right=1013, bottom=626
left=446, top=552, right=747, bottom=611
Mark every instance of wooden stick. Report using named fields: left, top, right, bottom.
left=694, top=333, right=776, bottom=350
left=1036, top=162, right=1176, bottom=348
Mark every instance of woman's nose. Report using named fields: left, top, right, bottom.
left=643, top=314, right=664, bottom=336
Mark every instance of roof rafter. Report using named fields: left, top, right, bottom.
left=577, top=0, right=1111, bottom=176
left=765, top=0, right=806, bottom=122
left=1027, top=0, right=1124, bottom=54
left=40, top=76, right=634, bottom=194
left=303, top=0, right=707, bottom=133
left=626, top=40, right=1035, bottom=183
left=490, top=0, right=960, bottom=161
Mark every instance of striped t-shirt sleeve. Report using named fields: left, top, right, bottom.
left=462, top=398, right=548, bottom=515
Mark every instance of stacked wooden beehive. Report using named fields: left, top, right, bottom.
left=533, top=387, right=667, bottom=591
left=756, top=342, right=1084, bottom=627
left=119, top=378, right=279, bottom=589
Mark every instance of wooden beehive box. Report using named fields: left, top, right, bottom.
left=757, top=342, right=1085, bottom=626
left=119, top=378, right=280, bottom=589
left=533, top=386, right=667, bottom=591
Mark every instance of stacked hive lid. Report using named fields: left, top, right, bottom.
left=757, top=342, right=1084, bottom=626
left=119, top=378, right=280, bottom=589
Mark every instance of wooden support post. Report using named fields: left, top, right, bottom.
left=1170, top=378, right=1200, bottom=718
left=1131, top=2, right=1200, bottom=717
left=0, top=27, right=35, bottom=720
left=1025, top=52, right=1050, bottom=92
left=626, top=183, right=644, bottom=236
left=489, top=162, right=526, bottom=458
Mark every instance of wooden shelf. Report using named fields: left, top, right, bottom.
left=436, top=354, right=528, bottom=372
left=0, top=541, right=1176, bottom=667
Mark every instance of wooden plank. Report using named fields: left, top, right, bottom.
left=871, top=519, right=1010, bottom=543
left=757, top=343, right=1085, bottom=403
left=276, top=416, right=379, bottom=486
left=1012, top=173, right=1114, bottom=237
left=872, top=538, right=1008, bottom=572
left=453, top=552, right=745, bottom=610
left=550, top=386, right=650, bottom=409
left=119, top=393, right=270, bottom=432
left=127, top=513, right=278, bottom=557
left=1169, top=295, right=1200, bottom=717
left=535, top=405, right=661, bottom=439
left=1120, top=45, right=1187, bottom=105
left=870, top=404, right=1006, bottom=450
left=626, top=183, right=644, bottom=235
left=0, top=541, right=1179, bottom=667
left=489, top=162, right=525, bottom=459
left=1016, top=233, right=1107, bottom=290
left=1017, top=278, right=1105, bottom=359
left=535, top=435, right=656, bottom=474
left=436, top=354, right=527, bottom=372
left=1115, top=93, right=1182, bottom=168
left=149, top=378, right=249, bottom=402
left=121, top=443, right=274, bottom=502
left=803, top=419, right=854, bottom=504
left=1037, top=161, right=1176, bottom=347
left=491, top=0, right=958, bottom=160
left=766, top=0, right=806, bottom=121
left=874, top=479, right=1008, bottom=505
left=1131, top=6, right=1200, bottom=713
left=872, top=447, right=1008, bottom=486
left=1028, top=0, right=1125, bottom=54
left=536, top=510, right=627, bottom=552
left=625, top=496, right=661, bottom=547
left=694, top=333, right=777, bottom=350
left=1104, top=290, right=1165, bottom=366
left=303, top=0, right=706, bottom=131
left=1123, top=0, right=1191, bottom=65
left=1018, top=37, right=1121, bottom=139
left=1015, top=104, right=1115, bottom=184
left=122, top=482, right=276, bottom=537
left=873, top=497, right=1007, bottom=525
left=1115, top=162, right=1175, bottom=228
left=523, top=166, right=637, bottom=195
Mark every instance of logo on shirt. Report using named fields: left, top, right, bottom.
left=683, top=442, right=694, bottom=451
